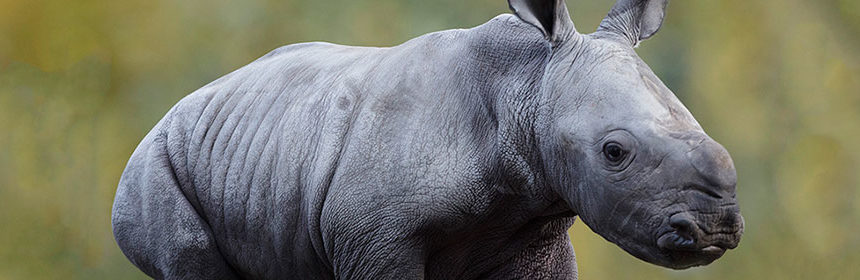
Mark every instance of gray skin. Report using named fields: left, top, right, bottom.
left=111, top=0, right=744, bottom=279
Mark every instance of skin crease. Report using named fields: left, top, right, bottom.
left=539, top=33, right=742, bottom=269
left=111, top=0, right=743, bottom=279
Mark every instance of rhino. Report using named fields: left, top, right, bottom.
left=111, top=0, right=744, bottom=278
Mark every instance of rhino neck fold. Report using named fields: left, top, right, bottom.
left=490, top=35, right=589, bottom=218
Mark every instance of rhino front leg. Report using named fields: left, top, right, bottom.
left=326, top=233, right=427, bottom=279
left=482, top=219, right=578, bottom=280
left=111, top=120, right=239, bottom=280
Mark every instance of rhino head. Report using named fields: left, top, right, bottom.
left=510, top=0, right=744, bottom=269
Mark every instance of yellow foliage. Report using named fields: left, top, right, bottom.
left=1, top=0, right=858, bottom=279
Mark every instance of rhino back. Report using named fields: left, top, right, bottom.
left=156, top=14, right=550, bottom=278
left=157, top=41, right=381, bottom=277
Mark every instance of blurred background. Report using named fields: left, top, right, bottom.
left=0, top=0, right=858, bottom=279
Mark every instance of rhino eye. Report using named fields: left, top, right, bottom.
left=603, top=142, right=627, bottom=163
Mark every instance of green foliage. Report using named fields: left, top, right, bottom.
left=1, top=0, right=858, bottom=279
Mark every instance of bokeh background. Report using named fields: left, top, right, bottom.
left=1, top=0, right=858, bottom=279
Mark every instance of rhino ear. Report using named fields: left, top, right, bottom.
left=598, top=0, right=669, bottom=45
left=508, top=0, right=575, bottom=42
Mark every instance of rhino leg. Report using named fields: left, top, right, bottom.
left=481, top=218, right=578, bottom=280
left=111, top=118, right=239, bottom=280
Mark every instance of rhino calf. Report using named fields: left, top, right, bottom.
left=112, top=0, right=744, bottom=279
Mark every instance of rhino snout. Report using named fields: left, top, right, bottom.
left=656, top=208, right=744, bottom=269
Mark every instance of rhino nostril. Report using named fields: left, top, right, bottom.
left=667, top=213, right=701, bottom=247
left=670, top=215, right=695, bottom=235
left=658, top=214, right=701, bottom=251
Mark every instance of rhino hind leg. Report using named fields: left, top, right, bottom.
left=111, top=123, right=239, bottom=280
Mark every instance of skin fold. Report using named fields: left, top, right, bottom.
left=111, top=0, right=743, bottom=279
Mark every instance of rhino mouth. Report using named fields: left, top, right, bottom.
left=654, top=227, right=741, bottom=269
left=655, top=231, right=727, bottom=268
left=647, top=210, right=743, bottom=269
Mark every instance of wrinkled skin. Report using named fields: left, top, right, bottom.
left=112, top=0, right=743, bottom=279
left=540, top=34, right=743, bottom=269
